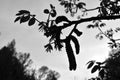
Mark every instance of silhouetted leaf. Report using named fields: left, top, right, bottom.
left=54, top=42, right=63, bottom=51
left=91, top=65, right=99, bottom=73
left=50, top=4, right=55, bottom=9
left=55, top=16, right=70, bottom=24
left=14, top=17, right=21, bottom=22
left=19, top=10, right=30, bottom=14
left=44, top=9, right=49, bottom=14
left=101, top=7, right=108, bottom=16
left=96, top=62, right=103, bottom=65
left=74, top=29, right=83, bottom=36
left=70, top=35, right=80, bottom=54
left=99, top=35, right=103, bottom=40
left=16, top=10, right=30, bottom=16
left=87, top=60, right=95, bottom=64
left=28, top=18, right=36, bottom=26
left=64, top=2, right=69, bottom=8
left=87, top=24, right=94, bottom=28
left=50, top=10, right=57, bottom=17
left=77, top=2, right=86, bottom=9
left=87, top=61, right=95, bottom=69
left=44, top=44, right=53, bottom=52
left=115, top=27, right=120, bottom=32
left=99, top=69, right=105, bottom=79
left=108, top=42, right=113, bottom=44
left=60, top=1, right=65, bottom=6
left=16, top=13, right=24, bottom=16
left=20, top=15, right=30, bottom=23
left=65, top=38, right=76, bottom=70
left=100, top=23, right=106, bottom=27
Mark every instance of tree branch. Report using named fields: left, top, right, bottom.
left=62, top=15, right=120, bottom=29
left=83, top=7, right=100, bottom=12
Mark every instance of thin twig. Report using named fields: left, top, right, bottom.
left=97, top=26, right=109, bottom=39
left=115, top=39, right=120, bottom=41
left=83, top=7, right=100, bottom=12
left=97, top=26, right=117, bottom=43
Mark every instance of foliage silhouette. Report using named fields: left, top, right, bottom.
left=87, top=47, right=120, bottom=80
left=37, top=66, right=60, bottom=80
left=0, top=40, right=60, bottom=80
left=15, top=0, right=120, bottom=70
left=0, top=40, right=36, bottom=80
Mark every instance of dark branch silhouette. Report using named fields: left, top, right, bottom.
left=14, top=0, right=120, bottom=71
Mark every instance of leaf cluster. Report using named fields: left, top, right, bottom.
left=99, top=0, right=120, bottom=16
left=15, top=10, right=36, bottom=26
left=58, top=0, right=86, bottom=17
left=87, top=60, right=106, bottom=80
left=37, top=66, right=60, bottom=80
left=44, top=4, right=57, bottom=18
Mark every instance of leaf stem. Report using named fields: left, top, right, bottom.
left=97, top=26, right=116, bottom=43
left=35, top=18, right=41, bottom=23
left=97, top=26, right=109, bottom=39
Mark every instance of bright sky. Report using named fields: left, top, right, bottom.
left=0, top=0, right=119, bottom=80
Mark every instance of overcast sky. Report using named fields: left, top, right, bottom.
left=0, top=0, right=119, bottom=80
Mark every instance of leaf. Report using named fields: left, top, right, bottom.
left=91, top=65, right=99, bottom=73
left=87, top=24, right=94, bottom=28
left=99, top=69, right=105, bottom=79
left=14, top=17, right=21, bottom=22
left=60, top=1, right=65, bottom=6
left=99, top=35, right=103, bottom=40
left=64, top=2, right=69, bottom=8
left=50, top=10, right=57, bottom=17
left=44, top=44, right=53, bottom=52
left=16, top=13, right=24, bottom=16
left=16, top=10, right=30, bottom=16
left=96, top=62, right=103, bottom=65
left=87, top=61, right=95, bottom=69
left=100, top=23, right=106, bottom=27
left=115, top=27, right=120, bottom=32
left=19, top=10, right=30, bottom=14
left=50, top=4, right=55, bottom=9
left=55, top=16, right=70, bottom=24
left=70, top=35, right=80, bottom=54
left=108, top=42, right=113, bottom=44
left=44, top=9, right=49, bottom=14
left=101, top=7, right=108, bottom=16
left=20, top=15, right=30, bottom=23
left=74, top=29, right=83, bottom=36
left=86, top=60, right=95, bottom=65
left=65, top=38, right=77, bottom=70
left=77, top=2, right=86, bottom=9
left=28, top=18, right=36, bottom=26
left=55, top=42, right=63, bottom=51
left=96, top=77, right=101, bottom=80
